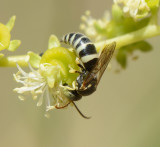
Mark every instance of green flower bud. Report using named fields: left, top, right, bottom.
left=40, top=46, right=79, bottom=86
left=0, top=23, right=11, bottom=51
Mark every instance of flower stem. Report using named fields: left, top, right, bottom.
left=0, top=55, right=28, bottom=67
left=95, top=24, right=160, bottom=51
left=0, top=24, right=160, bottom=67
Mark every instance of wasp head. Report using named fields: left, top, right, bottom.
left=76, top=71, right=97, bottom=96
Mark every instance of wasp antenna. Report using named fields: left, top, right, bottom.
left=72, top=101, right=91, bottom=119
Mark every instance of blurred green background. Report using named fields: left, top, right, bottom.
left=0, top=0, right=160, bottom=147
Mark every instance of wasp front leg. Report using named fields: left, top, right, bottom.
left=60, top=82, right=75, bottom=91
left=75, top=57, right=85, bottom=70
left=68, top=64, right=81, bottom=74
left=71, top=80, right=77, bottom=90
left=60, top=81, right=82, bottom=101
left=69, top=57, right=85, bottom=74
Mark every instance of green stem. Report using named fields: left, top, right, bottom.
left=95, top=24, right=160, bottom=51
left=0, top=55, right=28, bottom=67
left=0, top=24, right=160, bottom=67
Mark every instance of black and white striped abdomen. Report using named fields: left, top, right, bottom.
left=61, top=33, right=98, bottom=71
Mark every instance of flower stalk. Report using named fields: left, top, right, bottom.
left=1, top=23, right=160, bottom=67
left=0, top=55, right=28, bottom=67
left=95, top=24, right=160, bottom=51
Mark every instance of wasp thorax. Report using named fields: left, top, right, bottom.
left=76, top=71, right=97, bottom=96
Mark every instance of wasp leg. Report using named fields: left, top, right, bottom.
left=75, top=57, right=85, bottom=70
left=72, top=81, right=76, bottom=89
left=60, top=84, right=74, bottom=91
left=68, top=64, right=81, bottom=74
left=69, top=48, right=74, bottom=52
left=60, top=82, right=76, bottom=91
left=55, top=101, right=71, bottom=109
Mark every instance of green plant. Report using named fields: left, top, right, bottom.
left=0, top=0, right=159, bottom=115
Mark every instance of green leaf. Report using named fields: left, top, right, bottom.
left=7, top=40, right=21, bottom=51
left=48, top=35, right=60, bottom=49
left=0, top=23, right=11, bottom=51
left=28, top=51, right=41, bottom=68
left=124, top=41, right=152, bottom=53
left=116, top=41, right=152, bottom=68
left=116, top=49, right=127, bottom=68
left=6, top=16, right=16, bottom=32
left=134, top=41, right=152, bottom=52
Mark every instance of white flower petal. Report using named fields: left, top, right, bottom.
left=37, top=93, right=44, bottom=106
left=14, top=63, right=71, bottom=115
left=18, top=95, right=25, bottom=101
left=16, top=63, right=28, bottom=76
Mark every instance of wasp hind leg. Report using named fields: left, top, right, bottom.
left=55, top=101, right=71, bottom=109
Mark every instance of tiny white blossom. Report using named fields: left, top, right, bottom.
left=114, top=0, right=150, bottom=20
left=80, top=10, right=110, bottom=41
left=13, top=63, right=70, bottom=112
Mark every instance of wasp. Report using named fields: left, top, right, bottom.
left=57, top=33, right=116, bottom=119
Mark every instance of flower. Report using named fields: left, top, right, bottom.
left=13, top=35, right=79, bottom=117
left=0, top=16, right=21, bottom=52
left=80, top=10, right=110, bottom=41
left=114, top=0, right=150, bottom=20
left=13, top=35, right=79, bottom=116
left=13, top=63, right=70, bottom=112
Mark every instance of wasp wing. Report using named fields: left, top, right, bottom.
left=96, top=42, right=116, bottom=85
left=84, top=42, right=116, bottom=86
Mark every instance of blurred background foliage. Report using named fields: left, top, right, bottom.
left=0, top=0, right=160, bottom=147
